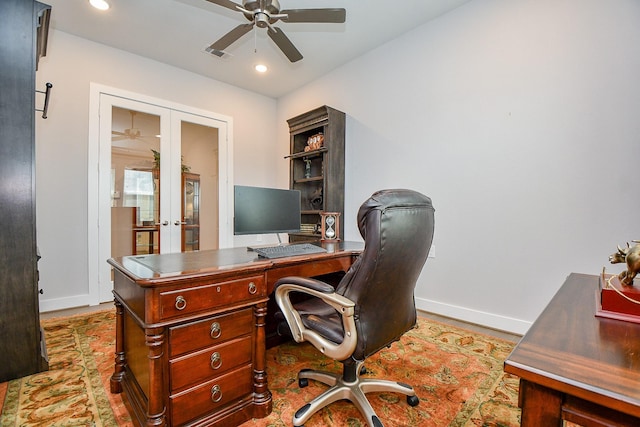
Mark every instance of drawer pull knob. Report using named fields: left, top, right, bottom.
left=210, top=322, right=222, bottom=339
left=248, top=282, right=257, bottom=294
left=210, top=352, right=222, bottom=370
left=175, top=295, right=187, bottom=311
left=211, top=384, right=222, bottom=403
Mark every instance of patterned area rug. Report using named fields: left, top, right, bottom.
left=0, top=310, right=521, bottom=426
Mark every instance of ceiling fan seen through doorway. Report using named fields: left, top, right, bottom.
left=204, top=0, right=346, bottom=62
left=111, top=110, right=158, bottom=143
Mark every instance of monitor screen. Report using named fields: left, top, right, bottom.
left=233, top=185, right=301, bottom=235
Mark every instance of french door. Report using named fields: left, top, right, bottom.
left=90, top=87, right=233, bottom=303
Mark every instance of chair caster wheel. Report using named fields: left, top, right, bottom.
left=407, top=395, right=419, bottom=406
left=299, top=377, right=309, bottom=388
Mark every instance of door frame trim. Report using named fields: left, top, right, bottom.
left=88, top=83, right=234, bottom=304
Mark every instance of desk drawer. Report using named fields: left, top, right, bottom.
left=160, top=275, right=265, bottom=320
left=170, top=335, right=252, bottom=392
left=170, top=364, right=253, bottom=426
left=169, top=308, right=253, bottom=357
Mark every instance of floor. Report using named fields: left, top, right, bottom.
left=40, top=303, right=522, bottom=343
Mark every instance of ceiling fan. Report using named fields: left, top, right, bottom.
left=204, top=0, right=346, bottom=63
left=111, top=110, right=158, bottom=142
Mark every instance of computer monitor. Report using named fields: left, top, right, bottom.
left=233, top=185, right=301, bottom=236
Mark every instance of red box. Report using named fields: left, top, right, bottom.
left=596, top=274, right=640, bottom=323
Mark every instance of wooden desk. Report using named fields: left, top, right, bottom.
left=108, top=241, right=362, bottom=427
left=504, top=273, right=640, bottom=426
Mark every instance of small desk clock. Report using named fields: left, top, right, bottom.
left=320, top=212, right=341, bottom=242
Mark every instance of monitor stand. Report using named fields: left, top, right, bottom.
left=247, top=233, right=284, bottom=251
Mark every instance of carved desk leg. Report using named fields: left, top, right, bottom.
left=253, top=301, right=273, bottom=415
left=110, top=299, right=125, bottom=393
left=146, top=327, right=167, bottom=427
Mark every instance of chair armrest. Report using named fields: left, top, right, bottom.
left=275, top=276, right=335, bottom=293
left=275, top=277, right=357, bottom=361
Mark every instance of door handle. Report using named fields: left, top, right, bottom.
left=174, top=220, right=187, bottom=226
left=155, top=221, right=169, bottom=226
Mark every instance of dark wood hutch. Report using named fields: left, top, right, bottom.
left=286, top=106, right=345, bottom=242
left=0, top=0, right=51, bottom=382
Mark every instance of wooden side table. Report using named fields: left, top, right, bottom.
left=504, top=273, right=640, bottom=426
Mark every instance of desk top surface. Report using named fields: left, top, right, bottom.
left=108, top=241, right=364, bottom=281
left=504, top=272, right=640, bottom=415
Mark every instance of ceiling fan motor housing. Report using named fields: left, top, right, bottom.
left=242, top=0, right=281, bottom=26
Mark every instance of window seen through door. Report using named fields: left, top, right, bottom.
left=123, top=169, right=155, bottom=224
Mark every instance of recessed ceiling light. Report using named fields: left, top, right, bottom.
left=89, top=0, right=110, bottom=11
left=255, top=64, right=268, bottom=73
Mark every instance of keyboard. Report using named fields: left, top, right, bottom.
left=253, top=243, right=327, bottom=259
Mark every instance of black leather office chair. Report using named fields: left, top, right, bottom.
left=275, top=189, right=435, bottom=427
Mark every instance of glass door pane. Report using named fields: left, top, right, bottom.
left=176, top=115, right=220, bottom=251
left=111, top=106, right=161, bottom=257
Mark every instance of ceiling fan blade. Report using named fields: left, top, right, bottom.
left=267, top=26, right=303, bottom=62
left=207, top=23, right=254, bottom=56
left=280, top=8, right=346, bottom=23
left=204, top=0, right=243, bottom=12
left=139, top=136, right=160, bottom=143
left=112, top=136, right=131, bottom=142
left=112, top=130, right=127, bottom=136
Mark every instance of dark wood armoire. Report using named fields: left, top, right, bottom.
left=0, top=0, right=51, bottom=382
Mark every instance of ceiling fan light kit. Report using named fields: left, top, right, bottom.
left=89, top=0, right=110, bottom=11
left=205, top=0, right=346, bottom=63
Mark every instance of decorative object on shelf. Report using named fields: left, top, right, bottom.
left=320, top=211, right=340, bottom=242
left=300, top=223, right=316, bottom=234
left=309, top=187, right=323, bottom=210
left=609, top=241, right=640, bottom=286
left=306, top=132, right=324, bottom=150
left=304, top=159, right=312, bottom=178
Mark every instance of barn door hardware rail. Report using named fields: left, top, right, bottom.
left=35, top=82, right=53, bottom=119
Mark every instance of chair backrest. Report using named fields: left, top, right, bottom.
left=336, top=189, right=435, bottom=360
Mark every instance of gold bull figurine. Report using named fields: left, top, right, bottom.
left=609, top=241, right=640, bottom=286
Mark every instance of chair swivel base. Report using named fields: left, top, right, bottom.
left=293, top=362, right=419, bottom=427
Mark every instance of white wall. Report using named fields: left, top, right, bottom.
left=35, top=30, right=280, bottom=310
left=277, top=0, right=640, bottom=334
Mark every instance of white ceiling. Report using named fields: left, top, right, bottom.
left=44, top=0, right=471, bottom=98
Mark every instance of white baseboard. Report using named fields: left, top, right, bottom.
left=39, top=294, right=95, bottom=313
left=416, top=297, right=532, bottom=336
